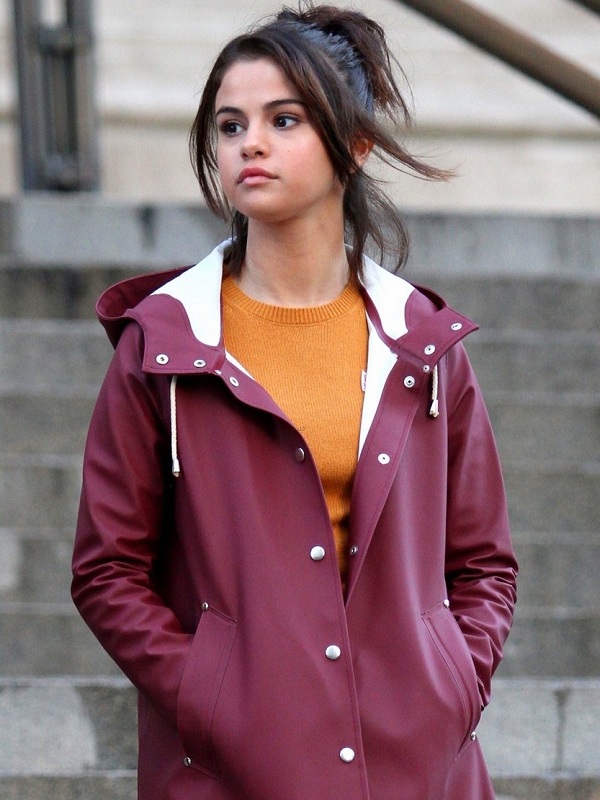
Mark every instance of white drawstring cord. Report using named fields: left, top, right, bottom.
left=170, top=375, right=181, bottom=477
left=429, top=364, right=439, bottom=418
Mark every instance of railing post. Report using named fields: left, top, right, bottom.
left=12, top=0, right=100, bottom=191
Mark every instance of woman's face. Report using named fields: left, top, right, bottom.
left=215, top=58, right=344, bottom=227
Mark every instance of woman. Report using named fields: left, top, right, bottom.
left=72, top=5, right=517, bottom=799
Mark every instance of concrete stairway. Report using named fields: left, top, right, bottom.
left=0, top=198, right=599, bottom=799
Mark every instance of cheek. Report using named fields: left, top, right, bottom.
left=291, top=141, right=333, bottom=181
left=309, top=141, right=338, bottom=183
left=215, top=148, right=227, bottom=177
left=216, top=150, right=235, bottom=194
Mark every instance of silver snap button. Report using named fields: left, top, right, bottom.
left=295, top=447, right=306, bottom=463
left=215, top=369, right=221, bottom=375
left=443, top=599, right=450, bottom=608
left=350, top=545, right=359, bottom=556
left=310, top=546, right=325, bottom=561
left=378, top=453, right=390, bottom=465
left=193, top=359, right=206, bottom=368
left=184, top=756, right=192, bottom=767
left=451, top=322, right=463, bottom=331
left=156, top=354, right=169, bottom=365
left=325, top=645, right=341, bottom=661
left=404, top=376, right=415, bottom=388
left=229, top=376, right=239, bottom=387
left=424, top=344, right=436, bottom=355
left=470, top=732, right=477, bottom=741
left=201, top=602, right=209, bottom=612
left=340, top=747, right=355, bottom=763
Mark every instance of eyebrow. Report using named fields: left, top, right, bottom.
left=215, top=98, right=306, bottom=116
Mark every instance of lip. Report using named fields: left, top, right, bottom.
left=237, top=167, right=276, bottom=184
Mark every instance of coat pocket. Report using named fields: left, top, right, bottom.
left=421, top=601, right=481, bottom=753
left=177, top=606, right=237, bottom=779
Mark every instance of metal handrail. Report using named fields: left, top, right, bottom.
left=569, top=0, right=600, bottom=14
left=393, top=0, right=600, bottom=121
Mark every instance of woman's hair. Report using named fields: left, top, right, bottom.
left=189, top=2, right=451, bottom=278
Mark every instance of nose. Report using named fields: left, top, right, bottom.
left=241, top=122, right=267, bottom=159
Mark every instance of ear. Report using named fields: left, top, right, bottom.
left=352, top=137, right=373, bottom=170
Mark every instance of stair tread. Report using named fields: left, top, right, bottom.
left=1, top=677, right=599, bottom=781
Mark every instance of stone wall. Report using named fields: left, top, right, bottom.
left=1, top=0, right=600, bottom=210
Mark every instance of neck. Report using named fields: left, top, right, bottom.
left=236, top=218, right=350, bottom=308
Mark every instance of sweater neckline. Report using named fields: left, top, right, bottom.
left=221, top=275, right=363, bottom=325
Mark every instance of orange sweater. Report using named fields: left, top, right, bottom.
left=222, top=276, right=368, bottom=582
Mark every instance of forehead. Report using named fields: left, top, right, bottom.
left=215, top=57, right=300, bottom=106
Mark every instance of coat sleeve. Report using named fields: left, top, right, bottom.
left=443, top=342, right=518, bottom=708
left=71, top=322, right=191, bottom=726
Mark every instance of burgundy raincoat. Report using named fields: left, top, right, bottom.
left=72, top=241, right=517, bottom=800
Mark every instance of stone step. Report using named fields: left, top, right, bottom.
left=408, top=271, right=600, bottom=334
left=2, top=319, right=598, bottom=395
left=0, top=393, right=95, bottom=456
left=0, top=456, right=82, bottom=530
left=2, top=386, right=598, bottom=463
left=0, top=458, right=599, bottom=549
left=0, top=198, right=226, bottom=273
left=493, top=778, right=600, bottom=800
left=0, top=775, right=137, bottom=800
left=503, top=462, right=600, bottom=533
left=0, top=263, right=135, bottom=321
left=468, top=331, right=600, bottom=394
left=1, top=262, right=600, bottom=330
left=0, top=677, right=598, bottom=797
left=401, top=214, right=600, bottom=282
left=1, top=455, right=598, bottom=532
left=511, top=531, right=600, bottom=609
left=0, top=605, right=120, bottom=676
left=0, top=677, right=136, bottom=774
left=1, top=527, right=597, bottom=610
left=3, top=200, right=600, bottom=275
left=2, top=777, right=598, bottom=800
left=479, top=679, right=600, bottom=783
left=0, top=320, right=110, bottom=391
left=497, top=608, right=600, bottom=678
left=486, top=394, right=600, bottom=464
left=0, top=600, right=598, bottom=678
left=0, top=529, right=74, bottom=604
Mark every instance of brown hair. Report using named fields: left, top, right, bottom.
left=189, top=2, right=451, bottom=278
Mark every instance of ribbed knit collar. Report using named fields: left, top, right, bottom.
left=221, top=275, right=363, bottom=325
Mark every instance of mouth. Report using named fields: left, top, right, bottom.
left=237, top=167, right=276, bottom=184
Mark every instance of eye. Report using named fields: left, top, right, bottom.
left=219, top=120, right=243, bottom=136
left=273, top=114, right=298, bottom=129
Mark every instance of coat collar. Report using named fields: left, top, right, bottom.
left=150, top=240, right=230, bottom=347
left=149, top=240, right=416, bottom=348
left=97, top=240, right=477, bottom=376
